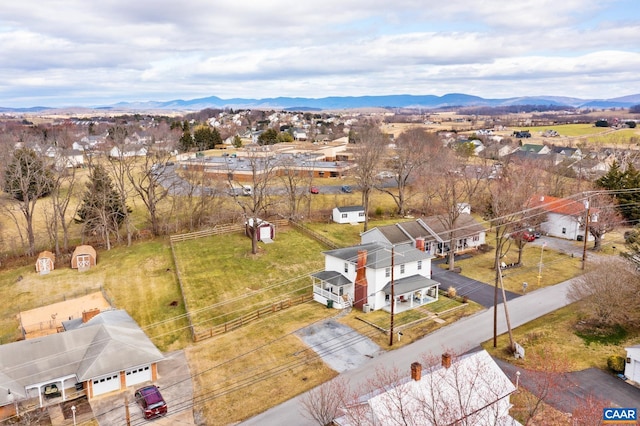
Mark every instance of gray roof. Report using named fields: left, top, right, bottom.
left=0, top=310, right=164, bottom=405
left=311, top=271, right=352, bottom=286
left=381, top=275, right=440, bottom=295
left=335, top=205, right=364, bottom=213
left=324, top=242, right=433, bottom=269
left=420, top=213, right=487, bottom=241
left=363, top=220, right=436, bottom=245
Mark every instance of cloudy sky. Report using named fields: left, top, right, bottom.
left=1, top=0, right=639, bottom=107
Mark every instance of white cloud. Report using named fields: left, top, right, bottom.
left=0, top=0, right=638, bottom=106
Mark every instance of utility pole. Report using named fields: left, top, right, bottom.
left=389, top=245, right=395, bottom=347
left=582, top=199, right=590, bottom=270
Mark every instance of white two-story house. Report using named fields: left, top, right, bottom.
left=311, top=242, right=439, bottom=313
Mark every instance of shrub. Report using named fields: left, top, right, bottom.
left=607, top=355, right=626, bottom=373
left=375, top=207, right=384, bottom=217
left=447, top=287, right=457, bottom=298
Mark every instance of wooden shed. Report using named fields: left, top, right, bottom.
left=71, top=245, right=97, bottom=271
left=245, top=218, right=275, bottom=243
left=35, top=251, right=56, bottom=275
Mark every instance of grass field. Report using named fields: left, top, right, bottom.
left=452, top=243, right=582, bottom=293
left=171, top=227, right=326, bottom=334
left=483, top=300, right=640, bottom=372
left=0, top=238, right=191, bottom=351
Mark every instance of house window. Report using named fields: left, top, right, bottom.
left=417, top=260, right=422, bottom=270
left=341, top=213, right=348, bottom=219
left=400, top=264, right=405, bottom=274
left=344, top=263, right=349, bottom=273
left=562, top=227, right=566, bottom=235
left=385, top=267, right=390, bottom=277
left=358, top=212, right=365, bottom=217
left=319, top=171, right=325, bottom=177
left=473, top=235, right=479, bottom=242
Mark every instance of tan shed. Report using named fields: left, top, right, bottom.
left=35, top=251, right=56, bottom=275
left=71, top=245, right=97, bottom=271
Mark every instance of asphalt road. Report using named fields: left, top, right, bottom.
left=240, top=278, right=580, bottom=426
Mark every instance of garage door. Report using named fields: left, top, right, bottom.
left=125, top=365, right=152, bottom=387
left=92, top=373, right=120, bottom=396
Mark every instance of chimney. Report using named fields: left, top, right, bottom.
left=82, top=308, right=101, bottom=323
left=354, top=250, right=368, bottom=311
left=415, top=238, right=425, bottom=252
left=411, top=362, right=422, bottom=381
left=442, top=353, right=452, bottom=369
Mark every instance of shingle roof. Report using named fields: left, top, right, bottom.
left=530, top=195, right=587, bottom=216
left=0, top=310, right=164, bottom=405
left=323, top=242, right=433, bottom=269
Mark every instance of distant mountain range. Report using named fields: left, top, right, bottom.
left=3, top=93, right=640, bottom=112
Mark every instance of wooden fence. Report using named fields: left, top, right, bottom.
left=288, top=220, right=340, bottom=249
left=194, top=294, right=314, bottom=342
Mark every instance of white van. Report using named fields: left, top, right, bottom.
left=242, top=185, right=253, bottom=196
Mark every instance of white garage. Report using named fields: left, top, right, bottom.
left=625, top=345, right=640, bottom=383
left=91, top=373, right=121, bottom=396
left=125, top=365, right=152, bottom=387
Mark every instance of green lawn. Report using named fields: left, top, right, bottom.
left=0, top=239, right=190, bottom=351
left=452, top=243, right=582, bottom=293
left=171, top=228, right=326, bottom=334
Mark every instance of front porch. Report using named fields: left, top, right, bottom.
left=311, top=271, right=354, bottom=310
left=380, top=275, right=440, bottom=314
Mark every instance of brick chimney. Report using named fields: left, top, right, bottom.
left=354, top=250, right=368, bottom=311
left=411, top=362, right=422, bottom=381
left=415, top=238, right=425, bottom=252
left=82, top=308, right=101, bottom=323
left=442, top=353, right=452, bottom=369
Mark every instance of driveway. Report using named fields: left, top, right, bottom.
left=432, top=257, right=520, bottom=308
left=90, top=350, right=194, bottom=425
left=493, top=357, right=640, bottom=412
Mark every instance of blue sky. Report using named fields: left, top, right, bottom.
left=1, top=0, right=639, bottom=108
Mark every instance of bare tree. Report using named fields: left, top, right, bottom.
left=571, top=394, right=610, bottom=426
left=299, top=377, right=349, bottom=425
left=484, top=159, right=543, bottom=350
left=228, top=150, right=279, bottom=254
left=278, top=154, right=313, bottom=219
left=568, top=258, right=640, bottom=328
left=377, top=128, right=435, bottom=216
left=351, top=123, right=387, bottom=231
left=47, top=162, right=79, bottom=255
left=126, top=150, right=174, bottom=236
left=586, top=193, right=623, bottom=251
left=105, top=127, right=136, bottom=246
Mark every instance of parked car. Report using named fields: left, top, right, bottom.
left=310, top=186, right=319, bottom=194
left=526, top=228, right=542, bottom=238
left=341, top=185, right=352, bottom=193
left=135, top=385, right=167, bottom=419
left=511, top=230, right=536, bottom=242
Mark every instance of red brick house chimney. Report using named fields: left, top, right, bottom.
left=354, top=250, right=368, bottom=310
left=411, top=362, right=422, bottom=381
left=415, top=237, right=425, bottom=252
left=82, top=308, right=101, bottom=323
left=442, top=353, right=452, bottom=369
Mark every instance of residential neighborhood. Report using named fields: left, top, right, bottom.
left=0, top=105, right=639, bottom=426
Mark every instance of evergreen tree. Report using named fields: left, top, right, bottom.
left=595, top=160, right=624, bottom=191
left=76, top=164, right=130, bottom=247
left=258, top=128, right=278, bottom=145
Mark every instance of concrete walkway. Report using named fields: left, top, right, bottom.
left=241, top=277, right=579, bottom=425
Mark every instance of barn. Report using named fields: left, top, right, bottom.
left=35, top=251, right=55, bottom=275
left=71, top=245, right=97, bottom=271
left=245, top=218, right=275, bottom=243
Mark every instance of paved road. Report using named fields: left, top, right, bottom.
left=241, top=278, right=579, bottom=426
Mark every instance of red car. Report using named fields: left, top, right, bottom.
left=310, top=186, right=319, bottom=194
left=512, top=230, right=536, bottom=242
left=135, top=385, right=167, bottom=419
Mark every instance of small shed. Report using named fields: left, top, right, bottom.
left=35, top=251, right=56, bottom=275
left=245, top=218, right=275, bottom=243
left=71, top=245, right=97, bottom=271
left=332, top=206, right=365, bottom=224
